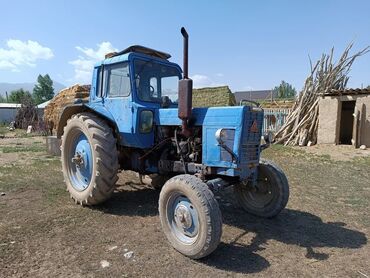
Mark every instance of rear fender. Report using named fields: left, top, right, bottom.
left=56, top=104, right=118, bottom=139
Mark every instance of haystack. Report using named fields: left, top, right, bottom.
left=44, top=84, right=90, bottom=133
left=193, top=86, right=235, bottom=107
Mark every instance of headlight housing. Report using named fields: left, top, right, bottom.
left=263, top=131, right=273, bottom=144
left=215, top=128, right=234, bottom=145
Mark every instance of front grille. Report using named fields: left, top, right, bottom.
left=241, top=144, right=260, bottom=161
left=240, top=109, right=263, bottom=164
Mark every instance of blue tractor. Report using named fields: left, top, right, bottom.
left=57, top=28, right=289, bottom=259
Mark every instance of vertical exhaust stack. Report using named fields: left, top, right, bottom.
left=178, top=27, right=193, bottom=137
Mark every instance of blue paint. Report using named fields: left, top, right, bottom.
left=69, top=133, right=93, bottom=191
left=83, top=49, right=264, bottom=181
left=169, top=195, right=199, bottom=243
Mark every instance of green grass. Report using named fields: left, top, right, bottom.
left=0, top=125, right=7, bottom=136
left=0, top=157, right=63, bottom=194
left=0, top=145, right=45, bottom=153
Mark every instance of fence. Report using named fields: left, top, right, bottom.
left=262, top=108, right=291, bottom=134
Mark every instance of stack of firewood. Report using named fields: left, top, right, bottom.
left=274, top=44, right=369, bottom=146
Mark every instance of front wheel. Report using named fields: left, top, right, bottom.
left=159, top=174, right=222, bottom=259
left=234, top=159, right=289, bottom=218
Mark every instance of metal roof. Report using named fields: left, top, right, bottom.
left=234, top=90, right=276, bottom=103
left=0, top=103, right=21, bottom=108
left=37, top=100, right=51, bottom=109
left=323, top=88, right=370, bottom=96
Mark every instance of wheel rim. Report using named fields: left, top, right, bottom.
left=167, top=193, right=199, bottom=245
left=66, top=129, right=93, bottom=191
left=241, top=168, right=275, bottom=209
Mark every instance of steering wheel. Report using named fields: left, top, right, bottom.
left=149, top=85, right=155, bottom=96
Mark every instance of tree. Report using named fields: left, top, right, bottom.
left=33, top=74, right=54, bottom=105
left=0, top=94, right=5, bottom=102
left=273, top=81, right=297, bottom=99
left=8, top=88, right=33, bottom=104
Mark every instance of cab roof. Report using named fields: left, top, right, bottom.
left=94, top=45, right=177, bottom=68
left=106, top=45, right=171, bottom=60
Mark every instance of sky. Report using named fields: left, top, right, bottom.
left=0, top=0, right=369, bottom=92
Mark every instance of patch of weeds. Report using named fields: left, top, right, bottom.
left=32, top=141, right=44, bottom=145
left=352, top=156, right=370, bottom=166
left=45, top=186, right=67, bottom=203
left=0, top=158, right=62, bottom=192
left=0, top=125, right=7, bottom=136
left=0, top=145, right=45, bottom=153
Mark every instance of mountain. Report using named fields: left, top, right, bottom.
left=0, top=81, right=66, bottom=97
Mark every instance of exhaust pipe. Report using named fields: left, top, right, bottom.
left=178, top=27, right=193, bottom=136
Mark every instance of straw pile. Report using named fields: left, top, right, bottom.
left=193, top=86, right=235, bottom=107
left=44, top=84, right=90, bottom=133
left=274, top=44, right=369, bottom=146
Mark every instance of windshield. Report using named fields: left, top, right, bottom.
left=134, top=59, right=181, bottom=103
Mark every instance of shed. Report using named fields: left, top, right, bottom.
left=317, top=88, right=370, bottom=147
left=37, top=100, right=51, bottom=119
left=0, top=103, right=21, bottom=123
left=234, top=90, right=276, bottom=104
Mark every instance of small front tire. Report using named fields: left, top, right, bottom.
left=234, top=159, right=289, bottom=218
left=159, top=174, right=222, bottom=259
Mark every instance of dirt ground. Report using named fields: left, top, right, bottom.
left=0, top=135, right=369, bottom=277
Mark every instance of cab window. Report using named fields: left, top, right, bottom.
left=105, top=62, right=131, bottom=98
left=134, top=59, right=181, bottom=103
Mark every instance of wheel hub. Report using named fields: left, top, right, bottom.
left=174, top=204, right=192, bottom=229
left=72, top=152, right=84, bottom=166
left=67, top=133, right=93, bottom=191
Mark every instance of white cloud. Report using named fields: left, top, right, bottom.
left=69, top=42, right=117, bottom=84
left=0, top=39, right=53, bottom=71
left=191, top=74, right=225, bottom=88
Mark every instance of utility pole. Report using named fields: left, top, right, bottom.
left=5, top=91, right=8, bottom=102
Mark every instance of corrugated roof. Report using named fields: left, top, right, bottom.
left=0, top=103, right=21, bottom=108
left=324, top=88, right=370, bottom=96
left=37, top=100, right=51, bottom=109
left=234, top=90, right=276, bottom=103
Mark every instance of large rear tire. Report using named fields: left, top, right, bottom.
left=61, top=113, right=119, bottom=205
left=234, top=159, right=289, bottom=218
left=159, top=174, right=222, bottom=259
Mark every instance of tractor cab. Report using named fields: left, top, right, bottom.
left=87, top=46, right=183, bottom=148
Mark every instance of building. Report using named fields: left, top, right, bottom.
left=0, top=103, right=21, bottom=123
left=37, top=100, right=51, bottom=119
left=318, top=88, right=370, bottom=147
left=234, top=90, right=276, bottom=104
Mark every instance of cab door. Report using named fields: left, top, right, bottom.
left=102, top=62, right=135, bottom=146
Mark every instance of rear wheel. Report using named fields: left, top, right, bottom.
left=61, top=113, right=119, bottom=205
left=234, top=159, right=289, bottom=218
left=159, top=174, right=222, bottom=259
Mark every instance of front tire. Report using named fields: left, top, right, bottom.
left=234, top=159, right=289, bottom=218
left=159, top=175, right=222, bottom=259
left=61, top=113, right=119, bottom=205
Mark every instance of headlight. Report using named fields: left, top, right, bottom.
left=140, top=110, right=153, bottom=133
left=263, top=131, right=273, bottom=144
left=215, top=128, right=234, bottom=145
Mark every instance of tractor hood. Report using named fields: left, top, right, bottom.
left=156, top=106, right=264, bottom=179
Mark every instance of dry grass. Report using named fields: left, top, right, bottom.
left=0, top=137, right=369, bottom=277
